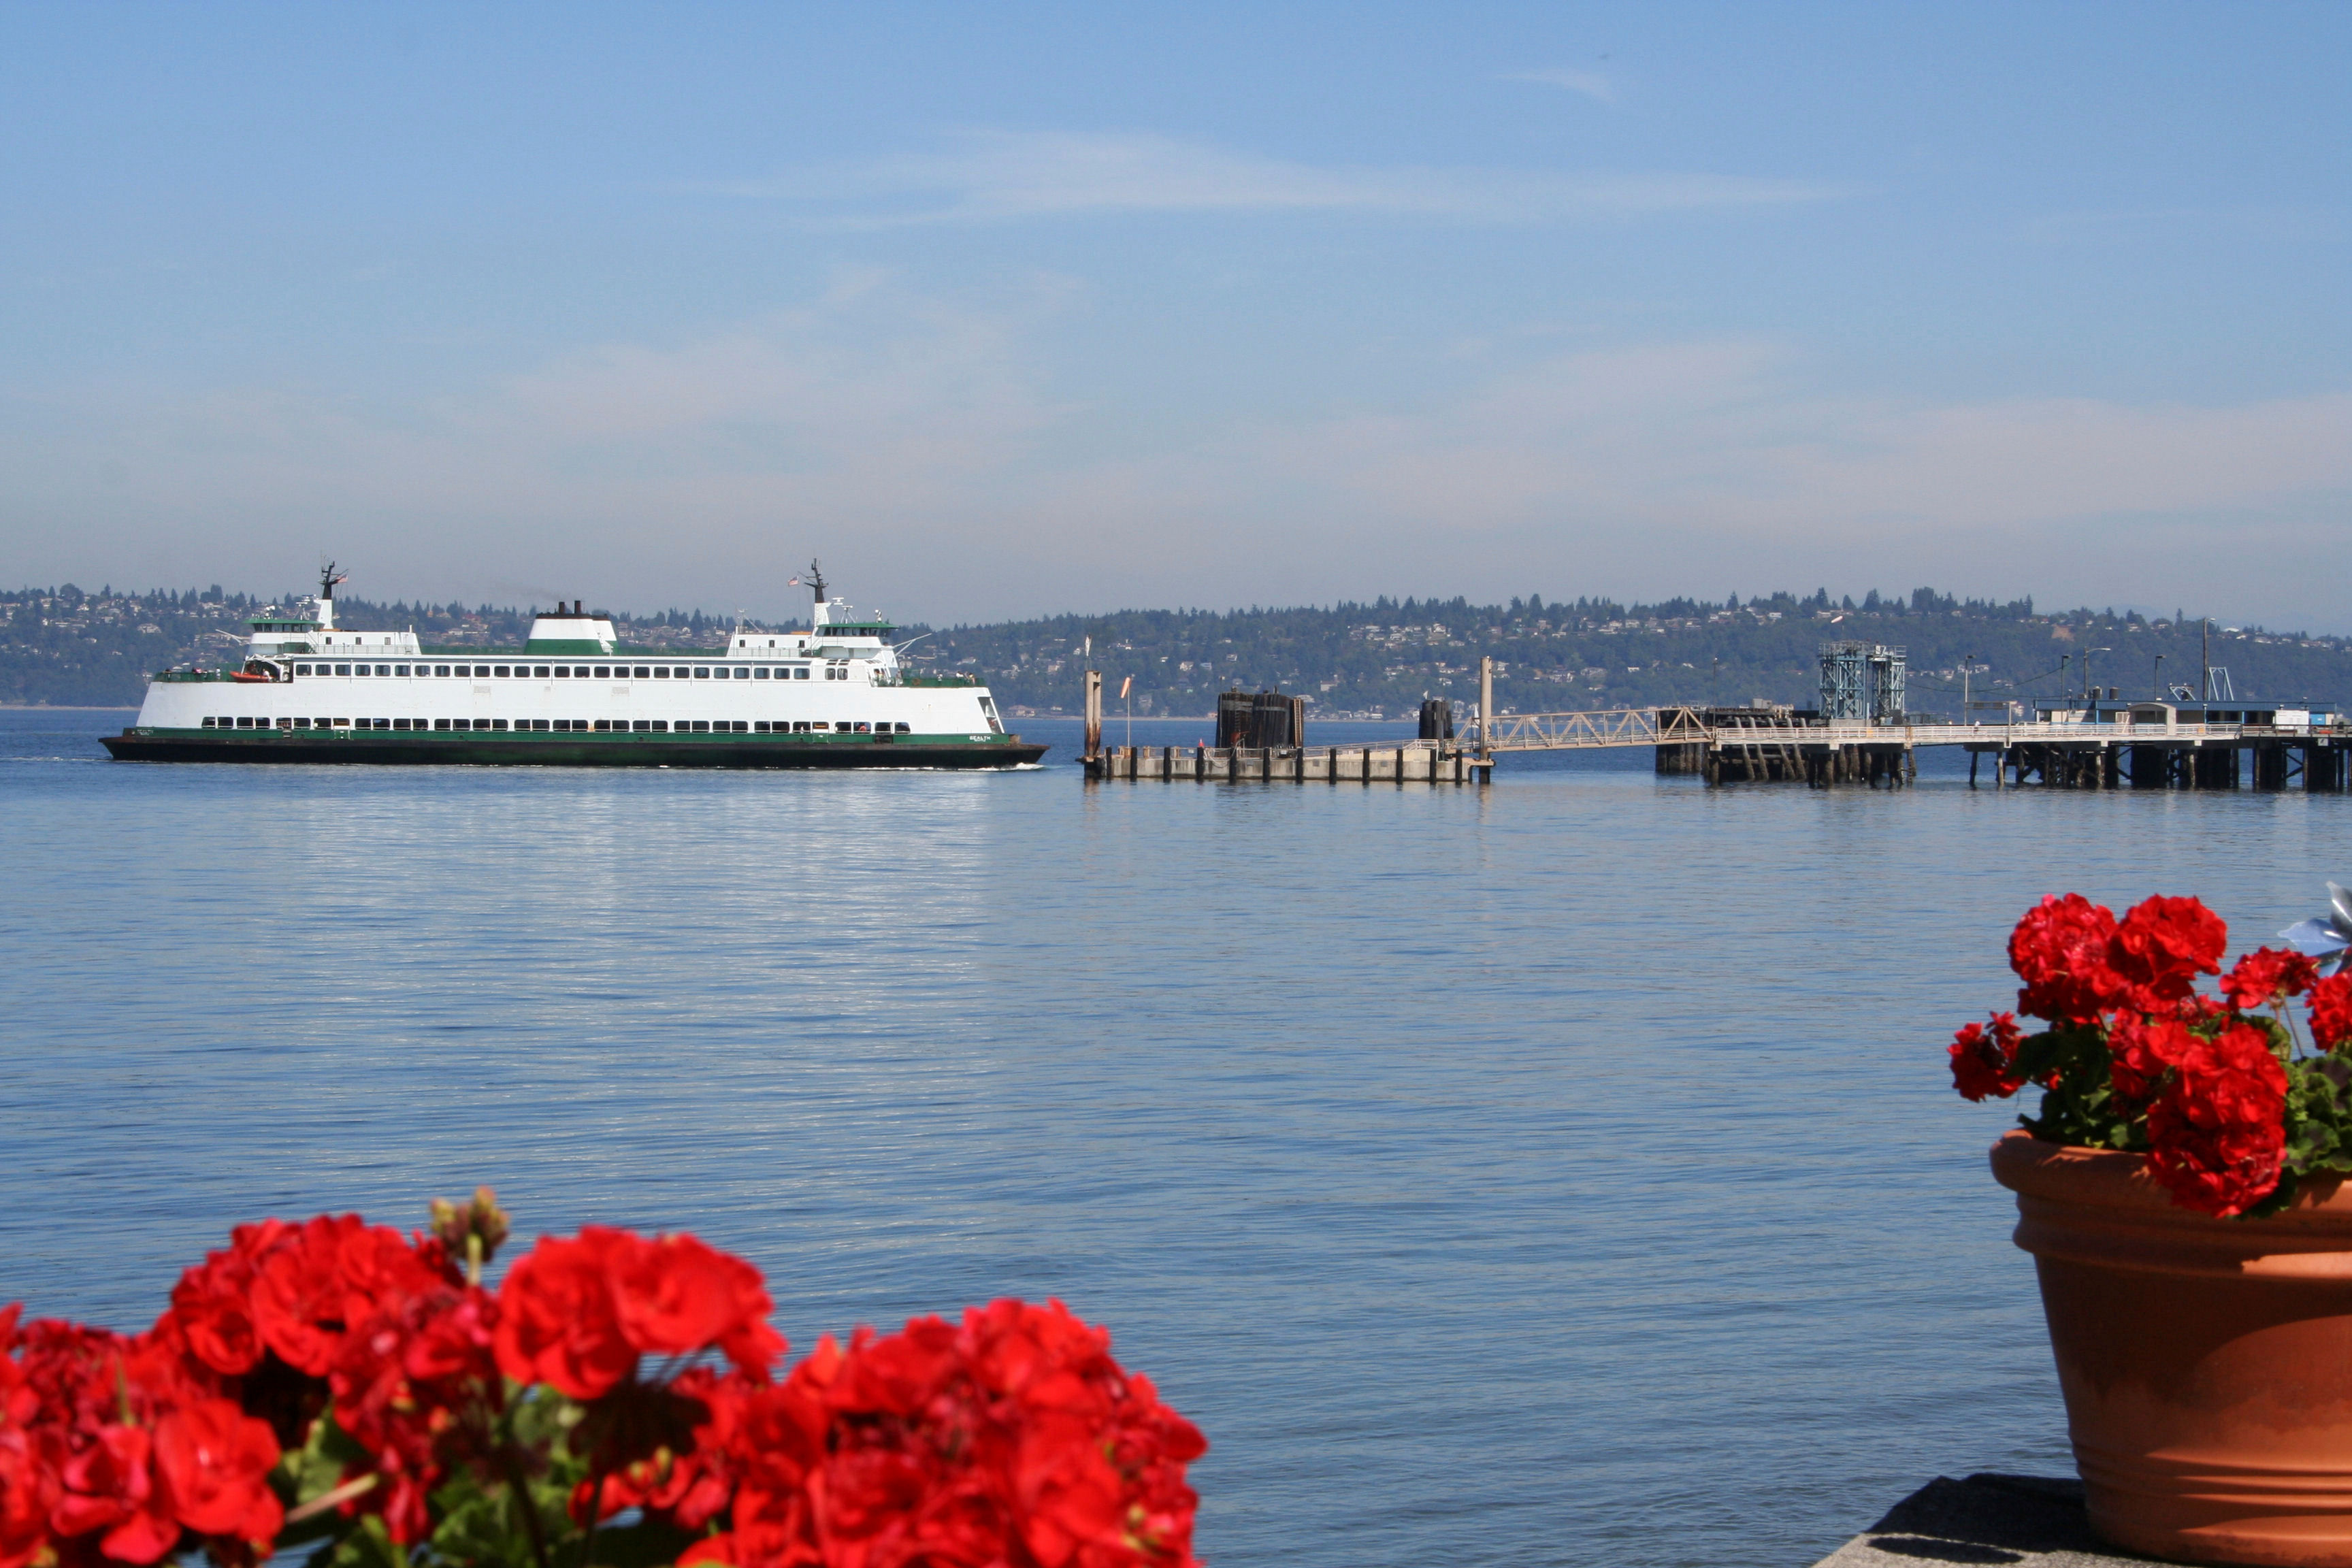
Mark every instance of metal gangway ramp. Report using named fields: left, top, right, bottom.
left=1471, top=705, right=1708, bottom=752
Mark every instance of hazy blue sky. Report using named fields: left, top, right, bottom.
left=3, top=3, right=2346, bottom=627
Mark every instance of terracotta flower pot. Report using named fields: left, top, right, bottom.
left=1993, top=1130, right=2352, bottom=1567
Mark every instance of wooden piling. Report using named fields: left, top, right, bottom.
left=1654, top=741, right=1705, bottom=774
left=2310, top=742, right=2346, bottom=793
left=1082, top=671, right=1103, bottom=764
left=1480, top=657, right=1494, bottom=762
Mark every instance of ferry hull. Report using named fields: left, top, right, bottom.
left=100, top=730, right=1048, bottom=769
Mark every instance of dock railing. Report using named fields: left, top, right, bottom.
left=1467, top=709, right=2350, bottom=754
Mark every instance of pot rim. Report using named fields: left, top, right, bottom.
left=1991, top=1130, right=2352, bottom=1279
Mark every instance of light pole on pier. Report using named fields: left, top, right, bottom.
left=2155, top=653, right=2166, bottom=700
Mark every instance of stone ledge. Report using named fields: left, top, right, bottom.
left=1811, top=1474, right=2174, bottom=1567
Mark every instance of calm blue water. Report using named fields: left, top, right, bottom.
left=4, top=706, right=2346, bottom=1567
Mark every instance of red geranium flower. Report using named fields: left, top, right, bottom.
left=1949, top=1013, right=2026, bottom=1101
left=2146, top=1116, right=2287, bottom=1220
left=815, top=1301, right=1200, bottom=1568
left=2221, top=947, right=2319, bottom=1011
left=679, top=1345, right=836, bottom=1568
left=2107, top=1013, right=2195, bottom=1104
left=152, top=1397, right=282, bottom=1544
left=13, top=1307, right=272, bottom=1565
left=244, top=1216, right=351, bottom=1375
left=330, top=1283, right=502, bottom=1544
left=609, top=1233, right=787, bottom=1376
left=2008, top=894, right=2128, bottom=1022
left=53, top=1420, right=177, bottom=1563
left=11, top=1320, right=132, bottom=1450
left=12, top=1205, right=1210, bottom=1568
left=166, top=1243, right=266, bottom=1379
left=2144, top=1022, right=2289, bottom=1218
left=332, top=1224, right=454, bottom=1322
left=493, top=1227, right=639, bottom=1401
left=683, top=1301, right=1205, bottom=1568
left=496, top=1228, right=788, bottom=1401
left=249, top=1215, right=440, bottom=1377
left=0, top=1421, right=57, bottom=1568
left=2108, top=895, right=2228, bottom=1011
left=2309, top=973, right=2352, bottom=1052
left=0, top=1325, right=59, bottom=1568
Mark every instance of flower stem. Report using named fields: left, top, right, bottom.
left=287, top=1472, right=380, bottom=1523
left=498, top=1446, right=553, bottom=1568
left=577, top=1461, right=608, bottom=1568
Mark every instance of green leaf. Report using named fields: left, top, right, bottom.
left=426, top=1475, right=521, bottom=1568
left=307, top=1513, right=405, bottom=1568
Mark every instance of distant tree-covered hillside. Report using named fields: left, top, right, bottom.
left=9, top=580, right=2347, bottom=719
left=909, top=587, right=2352, bottom=721
left=0, top=586, right=732, bottom=706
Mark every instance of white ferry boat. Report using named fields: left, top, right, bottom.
left=101, top=564, right=1047, bottom=769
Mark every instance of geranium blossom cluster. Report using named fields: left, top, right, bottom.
left=648, top=1299, right=1205, bottom=1568
left=1951, top=894, right=2352, bottom=1218
left=0, top=1195, right=1204, bottom=1568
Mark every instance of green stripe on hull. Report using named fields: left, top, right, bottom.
left=102, top=730, right=1048, bottom=769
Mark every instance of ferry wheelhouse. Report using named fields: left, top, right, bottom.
left=101, top=565, right=1046, bottom=769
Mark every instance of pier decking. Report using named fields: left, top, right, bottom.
left=1077, top=662, right=2349, bottom=790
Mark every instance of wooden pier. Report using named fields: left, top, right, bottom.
left=1075, top=663, right=2349, bottom=793
left=1965, top=725, right=2347, bottom=791
left=1624, top=710, right=2347, bottom=791
left=1465, top=651, right=2349, bottom=791
left=1079, top=670, right=1491, bottom=784
left=1085, top=740, right=1489, bottom=783
left=1582, top=707, right=2349, bottom=791
left=1650, top=708, right=1918, bottom=786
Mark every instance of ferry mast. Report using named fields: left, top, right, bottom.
left=316, top=561, right=348, bottom=631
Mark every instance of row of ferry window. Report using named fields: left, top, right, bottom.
left=205, top=717, right=915, bottom=734
left=290, top=662, right=851, bottom=681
